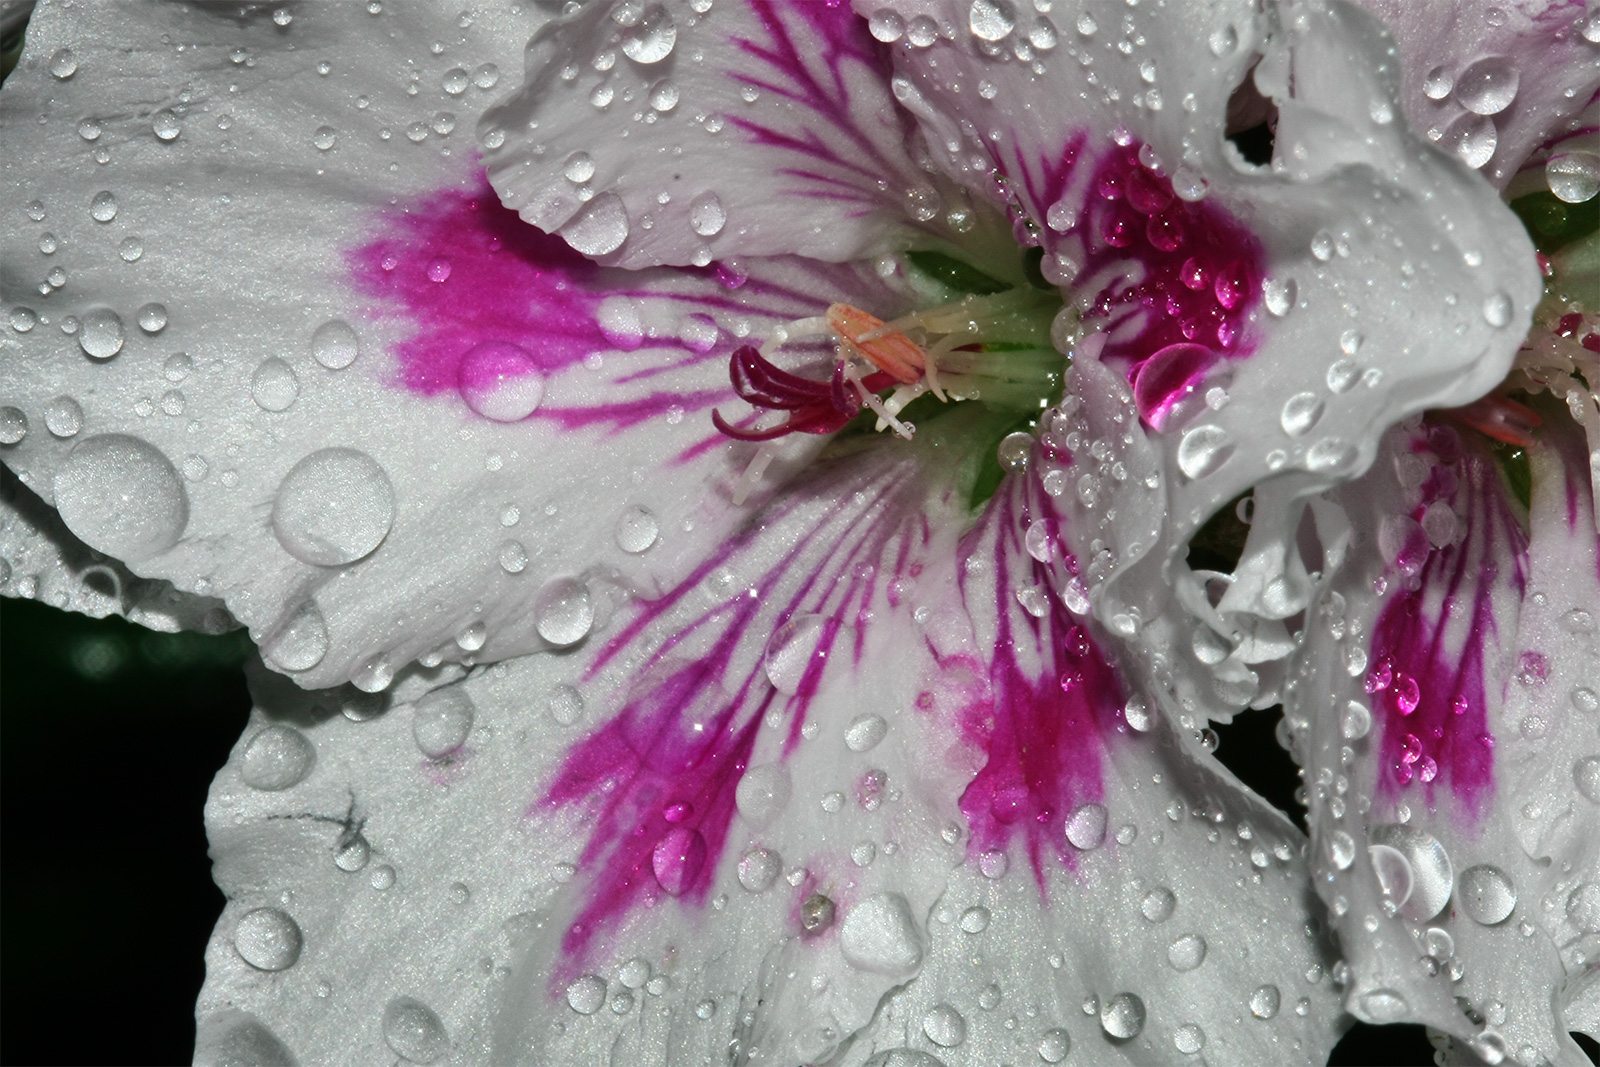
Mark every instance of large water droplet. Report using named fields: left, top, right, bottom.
left=1305, top=437, right=1357, bottom=474
left=1064, top=802, right=1108, bottom=849
left=839, top=892, right=923, bottom=976
left=844, top=712, right=888, bottom=752
left=566, top=974, right=607, bottom=1015
left=89, top=190, right=117, bottom=222
left=234, top=907, right=303, bottom=971
left=1359, top=989, right=1409, bottom=1022
left=1208, top=23, right=1238, bottom=56
left=968, top=0, right=1015, bottom=40
left=1482, top=291, right=1513, bottom=328
left=54, top=434, right=188, bottom=561
left=735, top=763, right=792, bottom=826
left=737, top=847, right=781, bottom=892
left=1547, top=151, right=1600, bottom=204
left=561, top=191, right=629, bottom=256
left=44, top=396, right=83, bottom=438
left=1262, top=276, right=1296, bottom=317
left=0, top=407, right=27, bottom=445
left=78, top=308, right=125, bottom=360
left=620, top=4, right=677, bottom=63
left=137, top=302, right=168, bottom=334
left=1453, top=56, right=1518, bottom=115
left=1174, top=1023, right=1206, bottom=1055
left=262, top=601, right=328, bottom=672
left=864, top=1051, right=947, bottom=1067
left=310, top=319, right=360, bottom=369
left=563, top=151, right=596, bottom=184
left=868, top=8, right=905, bottom=42
left=381, top=996, right=448, bottom=1063
left=1457, top=863, right=1517, bottom=924
left=458, top=341, right=544, bottom=421
left=534, top=576, right=593, bottom=645
left=1327, top=829, right=1356, bottom=869
left=241, top=725, right=316, bottom=790
left=1279, top=392, right=1323, bottom=437
left=251, top=358, right=300, bottom=412
left=1140, top=886, right=1176, bottom=922
left=1039, top=1029, right=1071, bottom=1063
left=1423, top=65, right=1454, bottom=100
left=1342, top=699, right=1372, bottom=740
left=271, top=448, right=394, bottom=566
left=763, top=614, right=831, bottom=694
left=689, top=191, right=726, bottom=237
left=922, top=1003, right=967, bottom=1047
left=151, top=108, right=183, bottom=141
left=615, top=505, right=659, bottom=553
left=335, top=832, right=371, bottom=872
left=1167, top=932, right=1207, bottom=971
left=1442, top=112, right=1497, bottom=170
left=652, top=826, right=706, bottom=895
left=1250, top=984, right=1281, bottom=1019
left=1100, top=992, right=1145, bottom=1039
left=413, top=686, right=474, bottom=758
left=49, top=47, right=79, bottom=79
left=1176, top=425, right=1234, bottom=479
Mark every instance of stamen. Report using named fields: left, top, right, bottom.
left=827, top=303, right=926, bottom=384
left=844, top=364, right=915, bottom=439
left=732, top=443, right=779, bottom=506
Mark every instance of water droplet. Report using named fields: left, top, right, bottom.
left=922, top=1003, right=967, bottom=1047
left=968, top=0, right=1015, bottom=41
left=1359, top=988, right=1409, bottom=1022
left=89, top=190, right=118, bottom=222
left=1340, top=699, right=1372, bottom=740
left=9, top=305, right=37, bottom=332
left=78, top=308, right=125, bottom=360
left=240, top=725, right=316, bottom=791
left=844, top=712, right=888, bottom=752
left=615, top=505, right=659, bottom=553
left=1039, top=1028, right=1071, bottom=1063
left=0, top=407, right=27, bottom=445
left=334, top=833, right=370, bottom=872
left=262, top=601, right=329, bottom=671
left=560, top=190, right=629, bottom=256
left=735, top=763, right=792, bottom=826
left=1250, top=984, right=1281, bottom=1019
left=839, top=892, right=923, bottom=975
left=118, top=236, right=143, bottom=262
left=545, top=684, right=584, bottom=726
left=1177, top=425, right=1233, bottom=479
left=54, top=434, right=187, bottom=561
left=534, top=576, right=593, bottom=646
left=1208, top=23, right=1238, bottom=56
left=1100, top=992, right=1145, bottom=1039
left=648, top=79, right=679, bottom=111
left=134, top=302, right=169, bottom=335
left=312, top=125, right=337, bottom=150
left=1454, top=56, right=1518, bottom=115
left=651, top=826, right=706, bottom=895
left=763, top=614, right=831, bottom=694
left=617, top=4, right=678, bottom=62
left=868, top=8, right=905, bottom=42
left=1548, top=151, right=1600, bottom=204
left=458, top=341, right=544, bottom=421
left=413, top=686, right=474, bottom=758
left=1065, top=802, right=1108, bottom=849
left=1279, top=392, right=1323, bottom=437
left=1483, top=291, right=1513, bottom=327
left=1310, top=230, right=1334, bottom=261
left=1174, top=1023, right=1206, bottom=1054
left=234, top=907, right=303, bottom=971
left=271, top=448, right=394, bottom=566
left=1457, top=864, right=1517, bottom=924
left=958, top=905, right=990, bottom=933
left=563, top=151, right=596, bottom=183
left=1305, top=438, right=1357, bottom=474
left=802, top=891, right=837, bottom=932
left=1167, top=932, right=1207, bottom=971
left=1262, top=276, right=1296, bottom=316
left=1573, top=688, right=1599, bottom=714
left=369, top=863, right=396, bottom=890
left=1569, top=755, right=1600, bottom=807
left=310, top=319, right=359, bottom=369
left=498, top=540, right=528, bottom=574
left=1327, top=829, right=1356, bottom=869
left=44, top=396, right=83, bottom=438
left=689, top=191, right=726, bottom=237
left=1140, top=886, right=1176, bottom=922
left=1423, top=65, right=1454, bottom=100
left=49, top=47, right=79, bottom=79
left=382, top=996, right=448, bottom=1063
left=251, top=358, right=300, bottom=412
left=151, top=108, right=182, bottom=141
left=737, top=846, right=781, bottom=892
left=1442, top=112, right=1498, bottom=170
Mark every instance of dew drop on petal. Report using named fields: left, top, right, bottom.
left=565, top=975, right=607, bottom=1015
left=1177, top=425, right=1233, bottom=479
left=1442, top=112, right=1498, bottom=170
left=1167, top=932, right=1207, bottom=971
left=310, top=319, right=359, bottom=369
left=49, top=47, right=79, bottom=79
left=1100, top=992, right=1145, bottom=1039
left=45, top=396, right=83, bottom=438
left=1064, top=802, right=1108, bottom=849
left=688, top=191, right=726, bottom=237
left=651, top=826, right=706, bottom=895
left=1359, top=989, right=1409, bottom=1022
left=958, top=905, right=990, bottom=933
left=922, top=1003, right=967, bottom=1047
left=1457, top=864, right=1517, bottom=924
left=1305, top=438, right=1357, bottom=474
left=534, top=576, right=594, bottom=646
left=737, top=847, right=781, bottom=892
left=78, top=308, right=125, bottom=360
left=839, top=892, right=923, bottom=975
left=615, top=504, right=659, bottom=553
left=1546, top=151, right=1600, bottom=204
left=1038, top=1029, right=1071, bottom=1063
left=1567, top=884, right=1600, bottom=932
left=620, top=5, right=677, bottom=64
left=89, top=190, right=117, bottom=222
left=1250, top=984, right=1281, bottom=1019
left=136, top=302, right=168, bottom=334
left=968, top=0, right=1016, bottom=41
left=561, top=191, right=630, bottom=256
left=413, top=686, right=474, bottom=758
left=1423, top=65, right=1454, bottom=100
left=1327, top=829, right=1356, bottom=869
left=262, top=601, right=329, bottom=672
left=381, top=997, right=447, bottom=1063
left=1140, top=886, right=1176, bottom=922
left=648, top=79, right=679, bottom=111
left=151, top=108, right=182, bottom=141
left=251, top=358, right=300, bottom=412
left=1342, top=699, right=1372, bottom=740
left=0, top=407, right=27, bottom=445
left=1483, top=291, right=1513, bottom=328
left=844, top=712, right=888, bottom=752
left=241, top=725, right=316, bottom=790
left=1453, top=56, right=1518, bottom=115
left=270, top=448, right=394, bottom=566
left=1174, top=1023, right=1206, bottom=1054
left=1262, top=276, right=1296, bottom=316
left=563, top=151, right=596, bottom=183
left=1279, top=392, right=1323, bottom=436
left=763, top=614, right=830, bottom=695
left=1572, top=756, right=1600, bottom=803
left=868, top=9, right=905, bottom=42
left=735, top=763, right=792, bottom=826
left=54, top=434, right=187, bottom=561
left=335, top=833, right=371, bottom=872
left=498, top=540, right=528, bottom=574
left=459, top=341, right=544, bottom=421
left=234, top=907, right=303, bottom=971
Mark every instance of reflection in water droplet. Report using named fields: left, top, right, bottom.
left=1442, top=111, right=1497, bottom=170
left=1547, top=151, right=1600, bottom=204
left=620, top=4, right=677, bottom=63
left=968, top=0, right=1015, bottom=41
left=1176, top=425, right=1233, bottom=479
left=763, top=614, right=831, bottom=695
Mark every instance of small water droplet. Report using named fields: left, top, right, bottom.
left=1483, top=290, right=1513, bottom=327
left=1167, top=932, right=1207, bottom=971
left=382, top=996, right=448, bottom=1063
left=0, top=407, right=28, bottom=445
left=1305, top=437, right=1357, bottom=474
left=1208, top=23, right=1238, bottom=56
left=1064, top=802, right=1108, bottom=849
left=119, top=236, right=143, bottom=262
left=262, top=601, right=329, bottom=672
left=1442, top=112, right=1498, bottom=170
left=735, top=763, right=792, bottom=826
left=1457, top=864, right=1517, bottom=924
left=763, top=614, right=831, bottom=694
left=868, top=8, right=905, bottom=42
left=648, top=79, right=679, bottom=111
left=1423, top=65, right=1454, bottom=100
left=77, top=308, right=125, bottom=360
left=1327, top=829, right=1356, bottom=869
left=413, top=686, right=474, bottom=758
left=310, top=319, right=360, bottom=369
left=89, top=190, right=118, bottom=222
left=1177, top=425, right=1233, bottom=479
left=839, top=892, right=922, bottom=974
left=1262, top=276, right=1296, bottom=316
left=458, top=341, right=544, bottom=421
left=689, top=191, right=726, bottom=237
left=1174, top=1023, right=1206, bottom=1054
left=234, top=907, right=303, bottom=971
left=560, top=191, right=630, bottom=256
left=563, top=151, right=596, bottom=183
left=45, top=396, right=83, bottom=438
left=1039, top=1028, right=1071, bottom=1062
left=1342, top=699, right=1372, bottom=740
left=498, top=540, right=528, bottom=574
left=1140, top=886, right=1176, bottom=922
left=312, top=125, right=337, bottom=150
left=241, top=725, right=316, bottom=790
left=844, top=712, right=888, bottom=752
left=1279, top=393, right=1323, bottom=436
left=1310, top=230, right=1334, bottom=261
left=615, top=505, right=659, bottom=553
left=151, top=108, right=182, bottom=141
left=651, top=826, right=706, bottom=895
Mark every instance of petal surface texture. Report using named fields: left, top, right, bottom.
left=1289, top=409, right=1600, bottom=1064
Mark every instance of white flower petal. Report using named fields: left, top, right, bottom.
left=483, top=0, right=940, bottom=268
left=1289, top=411, right=1600, bottom=1063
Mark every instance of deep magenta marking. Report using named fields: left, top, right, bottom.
left=1367, top=429, right=1528, bottom=816
left=951, top=471, right=1117, bottom=888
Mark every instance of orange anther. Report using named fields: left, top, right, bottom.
left=827, top=303, right=926, bottom=385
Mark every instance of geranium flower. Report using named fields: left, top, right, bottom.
left=0, top=1, right=1594, bottom=1065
